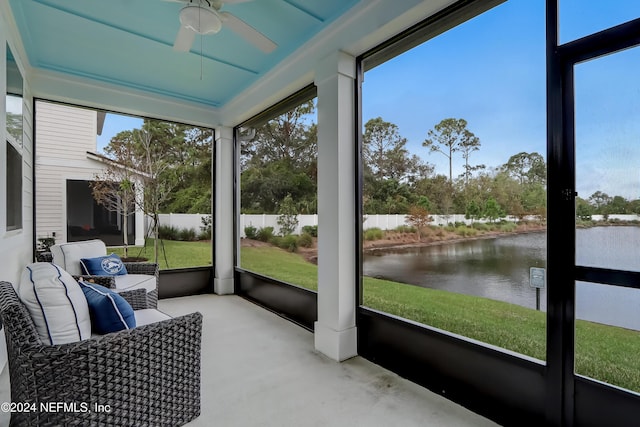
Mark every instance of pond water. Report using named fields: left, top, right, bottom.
left=363, top=226, right=640, bottom=330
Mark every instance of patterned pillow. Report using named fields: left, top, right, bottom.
left=78, top=281, right=136, bottom=334
left=17, top=263, right=91, bottom=345
left=80, top=253, right=128, bottom=276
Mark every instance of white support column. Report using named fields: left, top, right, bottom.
left=314, top=51, right=358, bottom=361
left=214, top=126, right=235, bottom=294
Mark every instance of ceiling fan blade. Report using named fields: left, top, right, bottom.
left=173, top=26, right=196, bottom=52
left=221, top=11, right=277, bottom=53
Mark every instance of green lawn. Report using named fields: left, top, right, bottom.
left=109, top=239, right=212, bottom=270
left=241, top=245, right=640, bottom=393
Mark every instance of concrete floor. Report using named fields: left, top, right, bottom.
left=0, top=294, right=498, bottom=427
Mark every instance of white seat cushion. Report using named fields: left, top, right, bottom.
left=114, top=274, right=156, bottom=293
left=134, top=309, right=171, bottom=327
left=51, top=240, right=107, bottom=276
left=17, top=263, right=91, bottom=345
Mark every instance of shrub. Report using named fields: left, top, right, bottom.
left=499, top=222, right=517, bottom=232
left=256, top=226, right=275, bottom=242
left=302, top=225, right=318, bottom=237
left=244, top=225, right=258, bottom=240
left=270, top=234, right=298, bottom=252
left=456, top=226, right=478, bottom=237
left=472, top=222, right=489, bottom=231
left=158, top=225, right=179, bottom=240
left=178, top=227, right=197, bottom=241
left=297, top=233, right=313, bottom=248
left=198, top=229, right=211, bottom=241
left=395, top=225, right=417, bottom=233
left=282, top=235, right=299, bottom=252
left=364, top=227, right=384, bottom=241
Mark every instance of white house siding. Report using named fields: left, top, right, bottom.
left=0, top=15, right=35, bottom=370
left=35, top=101, right=100, bottom=242
left=34, top=101, right=147, bottom=245
left=36, top=101, right=97, bottom=161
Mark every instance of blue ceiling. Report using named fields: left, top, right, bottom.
left=9, top=0, right=360, bottom=108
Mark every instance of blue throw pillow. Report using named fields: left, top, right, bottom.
left=80, top=253, right=128, bottom=276
left=78, top=281, right=136, bottom=334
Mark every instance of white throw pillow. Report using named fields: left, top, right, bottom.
left=17, top=262, right=91, bottom=345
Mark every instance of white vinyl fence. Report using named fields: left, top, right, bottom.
left=157, top=213, right=210, bottom=232
left=158, top=213, right=640, bottom=238
left=240, top=214, right=318, bottom=237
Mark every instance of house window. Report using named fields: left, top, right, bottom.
left=5, top=44, right=23, bottom=231
left=6, top=142, right=22, bottom=231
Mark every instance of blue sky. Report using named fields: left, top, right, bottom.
left=97, top=113, right=143, bottom=152
left=97, top=1, right=640, bottom=199
left=363, top=0, right=546, bottom=181
left=362, top=0, right=640, bottom=200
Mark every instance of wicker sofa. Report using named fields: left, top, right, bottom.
left=0, top=281, right=202, bottom=426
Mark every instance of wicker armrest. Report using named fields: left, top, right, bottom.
left=73, top=275, right=116, bottom=288
left=123, top=261, right=159, bottom=276
left=11, top=312, right=203, bottom=426
left=116, top=288, right=148, bottom=310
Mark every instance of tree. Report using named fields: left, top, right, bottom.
left=501, top=152, right=546, bottom=186
left=104, top=124, right=177, bottom=264
left=465, top=200, right=482, bottom=223
left=161, top=126, right=213, bottom=214
left=588, top=191, right=612, bottom=214
left=609, top=195, right=630, bottom=214
left=522, top=183, right=547, bottom=221
left=363, top=117, right=431, bottom=182
left=90, top=178, right=136, bottom=258
left=406, top=197, right=433, bottom=240
left=241, top=101, right=318, bottom=214
left=277, top=193, right=299, bottom=235
left=241, top=160, right=315, bottom=213
left=576, top=197, right=593, bottom=221
left=363, top=177, right=412, bottom=214
left=93, top=132, right=143, bottom=257
left=629, top=199, right=640, bottom=216
left=242, top=101, right=317, bottom=171
left=423, top=118, right=479, bottom=182
left=412, top=174, right=455, bottom=215
left=459, top=134, right=482, bottom=186
left=134, top=126, right=178, bottom=264
left=483, top=198, right=506, bottom=223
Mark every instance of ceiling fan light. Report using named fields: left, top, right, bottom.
left=180, top=5, right=222, bottom=35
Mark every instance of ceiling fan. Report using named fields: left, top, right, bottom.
left=169, top=0, right=277, bottom=53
